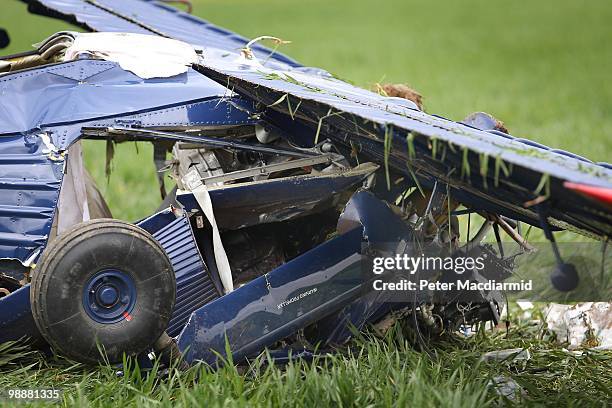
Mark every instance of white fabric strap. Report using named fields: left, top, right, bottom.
left=184, top=170, right=234, bottom=293
left=57, top=140, right=90, bottom=234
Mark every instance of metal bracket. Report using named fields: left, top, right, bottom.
left=83, top=127, right=317, bottom=159
left=199, top=155, right=335, bottom=186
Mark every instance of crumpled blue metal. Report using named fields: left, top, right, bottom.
left=193, top=61, right=612, bottom=237
left=0, top=60, right=228, bottom=136
left=0, top=59, right=257, bottom=263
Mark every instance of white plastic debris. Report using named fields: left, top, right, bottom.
left=481, top=348, right=531, bottom=362
left=545, top=302, right=612, bottom=349
left=63, top=32, right=198, bottom=79
left=516, top=301, right=535, bottom=319
left=516, top=301, right=534, bottom=310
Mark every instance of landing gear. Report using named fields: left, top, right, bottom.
left=30, top=219, right=176, bottom=364
left=538, top=208, right=579, bottom=292
left=550, top=263, right=579, bottom=292
left=0, top=28, right=9, bottom=49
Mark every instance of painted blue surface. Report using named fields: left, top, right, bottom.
left=0, top=60, right=229, bottom=136
left=250, top=348, right=320, bottom=365
left=82, top=269, right=137, bottom=324
left=0, top=135, right=63, bottom=262
left=1, top=0, right=610, bottom=361
left=22, top=0, right=300, bottom=68
left=196, top=64, right=612, bottom=186
left=194, top=62, right=612, bottom=237
left=0, top=210, right=219, bottom=343
left=151, top=214, right=221, bottom=337
left=176, top=226, right=365, bottom=365
left=0, top=285, right=41, bottom=344
left=0, top=59, right=257, bottom=263
left=176, top=166, right=376, bottom=230
left=306, top=290, right=395, bottom=346
left=175, top=191, right=414, bottom=365
left=5, top=0, right=608, bottom=246
left=305, top=191, right=419, bottom=346
left=136, top=208, right=178, bottom=235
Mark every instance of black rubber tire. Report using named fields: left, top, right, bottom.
left=30, top=219, right=175, bottom=364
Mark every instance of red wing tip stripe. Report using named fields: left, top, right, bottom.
left=564, top=182, right=612, bottom=205
left=122, top=311, right=133, bottom=322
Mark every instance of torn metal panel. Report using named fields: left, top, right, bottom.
left=176, top=226, right=365, bottom=365
left=0, top=134, right=63, bottom=262
left=21, top=0, right=300, bottom=68
left=175, top=191, right=413, bottom=365
left=306, top=191, right=419, bottom=346
left=0, top=59, right=231, bottom=136
left=336, top=189, right=414, bottom=242
left=0, top=59, right=257, bottom=263
left=193, top=61, right=612, bottom=238
left=174, top=160, right=378, bottom=230
left=151, top=214, right=221, bottom=337
left=207, top=163, right=378, bottom=230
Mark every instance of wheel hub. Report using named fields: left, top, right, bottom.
left=83, top=270, right=136, bottom=324
left=96, top=285, right=119, bottom=307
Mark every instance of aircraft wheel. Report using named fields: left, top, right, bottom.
left=30, top=219, right=175, bottom=364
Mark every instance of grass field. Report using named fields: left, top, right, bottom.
left=1, top=0, right=611, bottom=406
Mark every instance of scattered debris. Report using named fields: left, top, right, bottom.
left=373, top=307, right=412, bottom=336
left=489, top=375, right=526, bottom=401
left=516, top=301, right=536, bottom=319
left=545, top=302, right=612, bottom=349
left=481, top=348, right=531, bottom=363
left=463, top=112, right=509, bottom=134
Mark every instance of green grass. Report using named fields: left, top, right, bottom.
left=2, top=316, right=611, bottom=407
left=1, top=0, right=611, bottom=406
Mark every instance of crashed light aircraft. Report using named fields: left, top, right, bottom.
left=0, top=0, right=610, bottom=367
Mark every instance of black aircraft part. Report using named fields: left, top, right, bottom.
left=0, top=28, right=9, bottom=49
